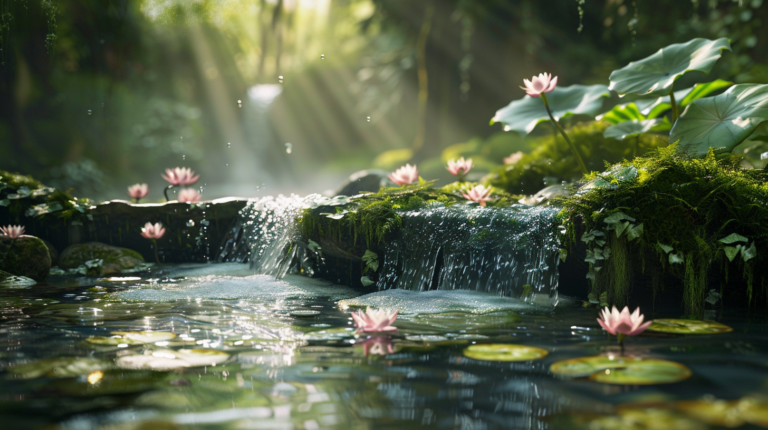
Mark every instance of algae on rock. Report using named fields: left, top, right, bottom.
left=0, top=236, right=52, bottom=281
left=561, top=145, right=768, bottom=317
left=59, top=242, right=145, bottom=275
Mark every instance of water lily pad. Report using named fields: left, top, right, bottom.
left=289, top=310, right=320, bottom=317
left=672, top=84, right=768, bottom=157
left=492, top=84, right=610, bottom=134
left=173, top=348, right=230, bottom=366
left=675, top=399, right=744, bottom=427
left=48, top=370, right=167, bottom=395
left=7, top=357, right=111, bottom=379
left=647, top=319, right=733, bottom=334
left=116, top=349, right=229, bottom=370
left=87, top=331, right=177, bottom=346
left=550, top=355, right=691, bottom=385
left=604, top=118, right=670, bottom=140
left=463, top=344, right=548, bottom=362
left=609, top=38, right=731, bottom=96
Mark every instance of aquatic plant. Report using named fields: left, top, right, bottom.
left=446, top=157, right=473, bottom=182
left=161, top=167, right=200, bottom=201
left=388, top=164, right=419, bottom=186
left=360, top=336, right=394, bottom=356
left=351, top=308, right=398, bottom=333
left=178, top=188, right=201, bottom=203
left=127, top=184, right=148, bottom=203
left=141, top=222, right=166, bottom=264
left=597, top=305, right=651, bottom=350
left=520, top=73, right=558, bottom=98
left=0, top=225, right=25, bottom=238
left=462, top=185, right=493, bottom=206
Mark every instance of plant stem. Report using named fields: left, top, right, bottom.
left=540, top=93, right=588, bottom=175
left=618, top=333, right=626, bottom=355
left=163, top=185, right=174, bottom=202
left=152, top=239, right=160, bottom=264
left=669, top=87, right=679, bottom=123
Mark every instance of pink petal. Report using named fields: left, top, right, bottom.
left=597, top=318, right=616, bottom=335
left=627, top=320, right=652, bottom=336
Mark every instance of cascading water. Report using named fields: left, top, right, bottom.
left=222, top=195, right=562, bottom=305
left=377, top=203, right=561, bottom=305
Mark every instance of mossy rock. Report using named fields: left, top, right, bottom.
left=59, top=242, right=144, bottom=275
left=0, top=236, right=52, bottom=281
left=0, top=169, right=43, bottom=191
left=41, top=239, right=58, bottom=265
left=0, top=269, right=11, bottom=282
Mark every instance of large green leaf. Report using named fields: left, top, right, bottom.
left=604, top=118, right=670, bottom=140
left=492, top=84, right=610, bottom=134
left=672, top=84, right=768, bottom=156
left=609, top=38, right=731, bottom=96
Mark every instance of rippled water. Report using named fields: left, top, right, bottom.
left=2, top=263, right=768, bottom=429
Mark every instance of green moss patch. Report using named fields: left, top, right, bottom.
left=0, top=236, right=52, bottom=281
left=560, top=145, right=768, bottom=316
left=485, top=121, right=668, bottom=195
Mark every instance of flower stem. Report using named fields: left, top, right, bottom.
left=669, top=87, right=679, bottom=123
left=540, top=93, right=588, bottom=175
left=163, top=185, right=174, bottom=202
left=618, top=333, right=626, bottom=355
left=152, top=239, right=160, bottom=264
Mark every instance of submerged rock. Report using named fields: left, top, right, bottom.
left=0, top=235, right=52, bottom=281
left=59, top=242, right=144, bottom=275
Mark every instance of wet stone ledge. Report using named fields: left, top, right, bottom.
left=0, top=198, right=250, bottom=264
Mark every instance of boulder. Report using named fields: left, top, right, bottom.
left=0, top=235, right=52, bottom=281
left=331, top=170, right=391, bottom=197
left=59, top=242, right=144, bottom=275
left=42, top=240, right=59, bottom=265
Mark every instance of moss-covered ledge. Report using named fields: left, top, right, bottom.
left=560, top=145, right=768, bottom=317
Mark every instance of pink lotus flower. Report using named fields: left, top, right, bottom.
left=462, top=185, right=493, bottom=206
left=141, top=222, right=166, bottom=240
left=447, top=157, right=473, bottom=178
left=597, top=306, right=652, bottom=336
left=388, top=164, right=419, bottom=186
left=178, top=188, right=201, bottom=203
left=162, top=167, right=200, bottom=186
left=520, top=73, right=558, bottom=98
left=351, top=308, right=398, bottom=333
left=504, top=151, right=524, bottom=165
left=0, top=225, right=25, bottom=239
left=127, top=184, right=149, bottom=201
left=361, top=336, right=395, bottom=356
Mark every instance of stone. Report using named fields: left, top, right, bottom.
left=42, top=239, right=58, bottom=265
left=330, top=170, right=391, bottom=197
left=519, top=184, right=572, bottom=206
left=59, top=242, right=144, bottom=275
left=0, top=235, right=52, bottom=281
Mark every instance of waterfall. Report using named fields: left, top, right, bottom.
left=221, top=196, right=562, bottom=304
left=377, top=203, right=561, bottom=305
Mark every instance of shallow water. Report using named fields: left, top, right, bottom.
left=1, top=263, right=768, bottom=429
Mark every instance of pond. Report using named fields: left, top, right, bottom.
left=1, top=263, right=766, bottom=429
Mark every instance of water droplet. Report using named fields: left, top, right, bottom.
left=227, top=142, right=231, bottom=149
left=87, top=110, right=92, bottom=115
left=284, top=143, right=293, bottom=154
left=237, top=99, right=242, bottom=108
left=187, top=220, right=195, bottom=227
left=182, top=155, right=186, bottom=160
left=321, top=54, right=325, bottom=60
left=278, top=75, right=284, bottom=83
left=366, top=116, right=371, bottom=122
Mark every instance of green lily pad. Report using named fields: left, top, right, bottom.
left=604, top=118, right=670, bottom=140
left=675, top=399, right=745, bottom=428
left=463, top=344, right=548, bottom=362
left=173, top=348, right=230, bottom=366
left=116, top=349, right=229, bottom=370
left=492, top=84, right=610, bottom=134
left=86, top=331, right=176, bottom=346
left=550, top=355, right=691, bottom=385
left=672, top=84, right=768, bottom=157
left=609, top=38, right=731, bottom=96
left=48, top=369, right=168, bottom=396
left=7, top=357, right=111, bottom=379
left=647, top=319, right=733, bottom=334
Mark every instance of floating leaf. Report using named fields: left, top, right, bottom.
left=675, top=399, right=744, bottom=427
left=550, top=355, right=691, bottom=385
left=7, top=357, right=110, bottom=379
left=116, top=349, right=229, bottom=370
left=463, top=344, right=548, bottom=362
left=672, top=84, right=768, bottom=157
left=720, top=233, right=749, bottom=244
left=604, top=118, right=670, bottom=140
left=609, top=38, right=731, bottom=96
left=492, top=85, right=610, bottom=134
left=647, top=319, right=733, bottom=334
left=87, top=331, right=176, bottom=345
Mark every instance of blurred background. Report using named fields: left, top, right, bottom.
left=0, top=0, right=766, bottom=201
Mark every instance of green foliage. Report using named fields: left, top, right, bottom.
left=492, top=85, right=610, bottom=134
left=0, top=170, right=92, bottom=222
left=485, top=122, right=668, bottom=195
left=561, top=145, right=768, bottom=316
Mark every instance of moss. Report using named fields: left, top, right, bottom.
left=59, top=242, right=144, bottom=270
left=0, top=170, right=43, bottom=190
left=485, top=121, right=668, bottom=195
left=0, top=236, right=52, bottom=281
left=561, top=144, right=768, bottom=316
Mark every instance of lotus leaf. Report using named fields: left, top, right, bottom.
left=647, top=319, right=733, bottom=334
left=550, top=355, right=691, bottom=385
left=672, top=84, right=768, bottom=157
left=463, top=344, right=548, bottom=362
left=609, top=38, right=731, bottom=96
left=492, top=85, right=610, bottom=134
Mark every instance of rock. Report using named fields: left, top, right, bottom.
left=59, top=242, right=144, bottom=275
left=0, top=269, right=11, bottom=282
left=42, top=240, right=58, bottom=265
left=0, top=235, right=52, bottom=281
left=519, top=184, right=572, bottom=206
left=330, top=170, right=391, bottom=197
